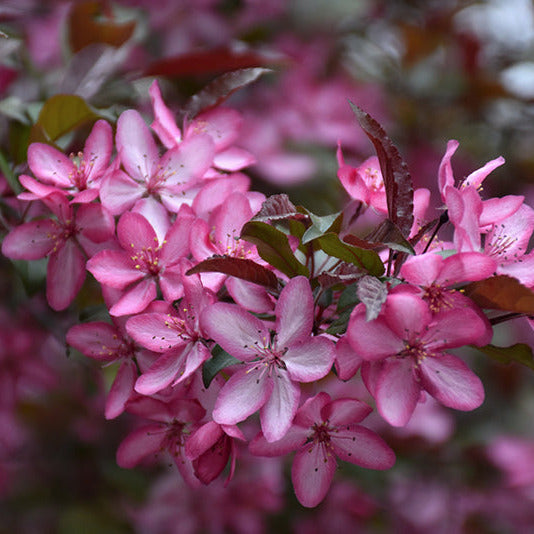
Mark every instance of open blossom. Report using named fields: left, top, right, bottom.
left=200, top=276, right=336, bottom=442
left=125, top=268, right=215, bottom=395
left=250, top=392, right=395, bottom=507
left=66, top=318, right=157, bottom=419
left=87, top=210, right=193, bottom=316
left=99, top=109, right=215, bottom=215
left=116, top=394, right=205, bottom=487
left=1, top=192, right=114, bottom=310
left=19, top=120, right=114, bottom=203
left=347, top=289, right=491, bottom=426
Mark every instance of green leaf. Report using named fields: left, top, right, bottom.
left=473, top=343, right=534, bottom=371
left=0, top=150, right=21, bottom=194
left=301, top=211, right=342, bottom=244
left=240, top=221, right=309, bottom=278
left=202, top=345, right=241, bottom=388
left=337, top=282, right=360, bottom=313
left=35, top=94, right=98, bottom=141
left=316, top=233, right=385, bottom=276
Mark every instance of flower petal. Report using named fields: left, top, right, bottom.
left=375, top=358, right=420, bottom=427
left=212, top=367, right=273, bottom=425
left=419, top=353, right=484, bottom=411
left=105, top=360, right=136, bottom=420
left=260, top=372, right=300, bottom=442
left=116, top=424, right=165, bottom=468
left=109, top=279, right=157, bottom=316
left=292, top=442, right=336, bottom=507
left=284, top=337, right=335, bottom=382
left=200, top=302, right=267, bottom=362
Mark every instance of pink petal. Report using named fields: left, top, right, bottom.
left=384, top=292, right=431, bottom=339
left=213, top=147, right=255, bottom=171
left=109, top=279, right=157, bottom=316
left=159, top=264, right=185, bottom=302
left=158, top=214, right=193, bottom=267
left=249, top=425, right=309, bottom=457
left=66, top=322, right=122, bottom=360
left=322, top=398, right=372, bottom=426
left=375, top=358, right=420, bottom=427
left=159, top=134, right=214, bottom=188
left=260, top=372, right=300, bottom=442
left=105, top=360, right=136, bottom=419
left=99, top=169, right=145, bottom=215
left=437, top=139, right=459, bottom=197
left=116, top=109, right=159, bottom=182
left=18, top=174, right=60, bottom=198
left=226, top=277, right=274, bottom=314
left=117, top=211, right=157, bottom=252
left=192, top=173, right=250, bottom=218
left=135, top=348, right=186, bottom=395
left=185, top=421, right=223, bottom=460
left=77, top=203, right=114, bottom=242
left=401, top=253, right=443, bottom=287
left=126, top=313, right=185, bottom=352
left=284, top=337, right=335, bottom=382
left=292, top=442, right=337, bottom=508
left=347, top=310, right=403, bottom=361
left=174, top=342, right=211, bottom=385
left=131, top=197, right=170, bottom=244
left=116, top=424, right=165, bottom=468
left=212, top=367, right=273, bottom=425
left=480, top=195, right=524, bottom=227
left=27, top=143, right=74, bottom=187
left=1, top=219, right=57, bottom=260
left=83, top=119, right=113, bottom=181
left=200, top=302, right=267, bottom=362
left=335, top=335, right=363, bottom=380
left=419, top=353, right=484, bottom=411
left=276, top=276, right=314, bottom=347
left=188, top=107, right=241, bottom=151
left=464, top=156, right=505, bottom=189
left=149, top=80, right=181, bottom=148
left=46, top=240, right=86, bottom=310
left=87, top=250, right=144, bottom=289
left=436, top=252, right=497, bottom=285
left=332, top=425, right=395, bottom=469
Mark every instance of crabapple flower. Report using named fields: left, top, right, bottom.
left=19, top=120, right=114, bottom=203
left=200, top=276, right=336, bottom=442
left=125, top=268, right=215, bottom=394
left=347, top=289, right=491, bottom=426
left=87, top=210, right=193, bottom=316
left=250, top=392, right=395, bottom=507
left=66, top=320, right=157, bottom=419
left=1, top=192, right=114, bottom=310
left=116, top=395, right=205, bottom=487
left=149, top=80, right=255, bottom=174
left=99, top=109, right=215, bottom=214
left=400, top=251, right=497, bottom=313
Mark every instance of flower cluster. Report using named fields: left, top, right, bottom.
left=2, top=79, right=534, bottom=511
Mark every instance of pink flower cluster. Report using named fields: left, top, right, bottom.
left=3, top=80, right=534, bottom=509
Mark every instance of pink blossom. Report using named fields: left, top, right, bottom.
left=347, top=289, right=490, bottom=426
left=99, top=109, right=215, bottom=214
left=1, top=192, right=114, bottom=310
left=250, top=391, right=395, bottom=507
left=116, top=394, right=205, bottom=487
left=200, top=276, right=336, bottom=442
left=125, top=268, right=215, bottom=394
left=19, top=120, right=114, bottom=203
left=87, top=210, right=193, bottom=316
left=66, top=319, right=157, bottom=419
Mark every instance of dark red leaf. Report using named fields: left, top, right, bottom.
left=350, top=103, right=414, bottom=238
left=183, top=67, right=272, bottom=118
left=186, top=257, right=278, bottom=290
left=464, top=275, right=534, bottom=314
left=144, top=47, right=275, bottom=77
left=252, top=194, right=303, bottom=222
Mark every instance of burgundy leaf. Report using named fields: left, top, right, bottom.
left=183, top=67, right=272, bottom=118
left=186, top=257, right=278, bottom=290
left=252, top=194, right=303, bottom=222
left=350, top=103, right=414, bottom=238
